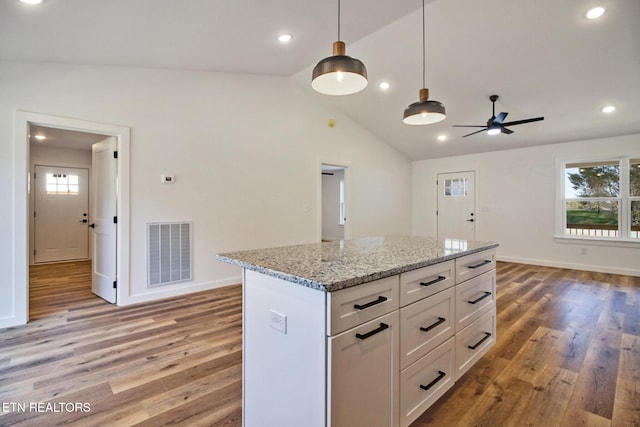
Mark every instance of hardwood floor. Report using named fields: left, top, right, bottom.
left=0, top=261, right=638, bottom=426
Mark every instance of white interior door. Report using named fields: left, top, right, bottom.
left=437, top=171, right=476, bottom=240
left=91, top=137, right=117, bottom=303
left=34, top=166, right=89, bottom=263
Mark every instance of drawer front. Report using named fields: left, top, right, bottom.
left=455, top=307, right=496, bottom=381
left=399, top=260, right=455, bottom=307
left=400, top=287, right=454, bottom=369
left=327, top=275, right=399, bottom=336
left=455, top=249, right=496, bottom=284
left=455, top=270, right=496, bottom=332
left=400, top=337, right=455, bottom=427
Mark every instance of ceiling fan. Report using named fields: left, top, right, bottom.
left=453, top=94, right=544, bottom=138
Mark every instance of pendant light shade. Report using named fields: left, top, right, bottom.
left=312, top=41, right=368, bottom=96
left=403, top=88, right=446, bottom=125
left=311, top=0, right=368, bottom=96
left=403, top=0, right=446, bottom=125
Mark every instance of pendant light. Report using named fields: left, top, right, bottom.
left=311, top=0, right=368, bottom=96
left=403, top=0, right=446, bottom=125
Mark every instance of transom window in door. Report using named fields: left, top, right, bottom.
left=46, top=173, right=79, bottom=195
left=444, top=178, right=468, bottom=197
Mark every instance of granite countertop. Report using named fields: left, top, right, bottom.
left=216, top=235, right=499, bottom=292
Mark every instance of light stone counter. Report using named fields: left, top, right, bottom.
left=216, top=235, right=498, bottom=292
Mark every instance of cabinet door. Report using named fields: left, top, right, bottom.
left=455, top=269, right=496, bottom=332
left=455, top=307, right=496, bottom=381
left=328, top=311, right=399, bottom=427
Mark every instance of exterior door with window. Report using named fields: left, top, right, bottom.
left=34, top=166, right=89, bottom=263
left=437, top=171, right=476, bottom=240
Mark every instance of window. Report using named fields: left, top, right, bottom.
left=561, top=158, right=639, bottom=240
left=46, top=173, right=79, bottom=195
left=444, top=178, right=468, bottom=197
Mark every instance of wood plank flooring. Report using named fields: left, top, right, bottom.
left=1, top=261, right=639, bottom=426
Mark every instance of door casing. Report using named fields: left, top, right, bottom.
left=13, top=111, right=130, bottom=324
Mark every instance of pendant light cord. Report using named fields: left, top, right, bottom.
left=337, top=0, right=341, bottom=41
left=422, top=0, right=426, bottom=89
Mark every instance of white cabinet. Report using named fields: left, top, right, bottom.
left=241, top=248, right=496, bottom=427
left=329, top=311, right=400, bottom=427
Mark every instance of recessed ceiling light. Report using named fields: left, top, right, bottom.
left=379, top=82, right=390, bottom=90
left=586, top=7, right=605, bottom=19
left=602, top=105, right=616, bottom=113
left=34, top=134, right=46, bottom=140
left=19, top=0, right=43, bottom=4
left=437, top=134, right=447, bottom=142
left=278, top=34, right=292, bottom=43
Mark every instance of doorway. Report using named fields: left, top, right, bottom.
left=320, top=163, right=350, bottom=242
left=437, top=171, right=476, bottom=240
left=13, top=111, right=130, bottom=324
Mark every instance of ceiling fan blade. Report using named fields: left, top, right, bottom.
left=501, top=127, right=514, bottom=135
left=462, top=128, right=488, bottom=138
left=452, top=125, right=486, bottom=128
left=493, top=112, right=508, bottom=125
left=501, top=116, right=544, bottom=127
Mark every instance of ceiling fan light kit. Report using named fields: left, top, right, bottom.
left=453, top=94, right=544, bottom=138
left=403, top=0, right=446, bottom=125
left=311, top=0, right=368, bottom=96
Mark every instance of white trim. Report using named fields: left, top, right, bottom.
left=553, top=236, right=640, bottom=248
left=12, top=111, right=131, bottom=327
left=498, top=255, right=640, bottom=277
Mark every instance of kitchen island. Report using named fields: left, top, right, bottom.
left=217, top=236, right=499, bottom=427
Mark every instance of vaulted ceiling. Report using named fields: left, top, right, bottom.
left=2, top=0, right=639, bottom=160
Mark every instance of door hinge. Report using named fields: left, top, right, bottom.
left=113, top=280, right=117, bottom=289
left=436, top=210, right=439, bottom=216
left=113, top=216, right=117, bottom=224
left=113, top=151, right=118, bottom=159
left=34, top=249, right=36, bottom=256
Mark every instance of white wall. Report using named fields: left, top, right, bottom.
left=413, top=134, right=640, bottom=276
left=0, top=61, right=412, bottom=327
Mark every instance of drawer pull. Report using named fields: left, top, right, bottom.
left=355, top=323, right=389, bottom=340
left=468, top=291, right=492, bottom=305
left=468, top=259, right=492, bottom=269
left=468, top=332, right=492, bottom=350
left=420, top=275, right=446, bottom=287
left=420, top=317, right=446, bottom=333
left=353, top=296, right=387, bottom=310
left=419, top=371, right=446, bottom=392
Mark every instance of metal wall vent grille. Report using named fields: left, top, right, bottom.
left=147, top=222, right=192, bottom=287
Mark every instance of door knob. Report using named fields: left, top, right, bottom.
left=466, top=219, right=474, bottom=222
left=88, top=223, right=96, bottom=228
left=80, top=219, right=88, bottom=223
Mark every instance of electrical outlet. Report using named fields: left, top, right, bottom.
left=270, top=309, right=287, bottom=334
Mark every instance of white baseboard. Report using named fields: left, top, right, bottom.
left=497, top=256, right=640, bottom=277
left=120, top=276, right=242, bottom=306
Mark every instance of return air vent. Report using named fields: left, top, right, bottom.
left=147, top=222, right=192, bottom=287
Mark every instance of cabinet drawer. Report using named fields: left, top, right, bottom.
left=455, top=270, right=496, bottom=332
left=328, top=311, right=400, bottom=427
left=455, top=307, right=496, bottom=381
left=399, top=337, right=455, bottom=427
left=455, top=249, right=496, bottom=284
left=399, top=260, right=455, bottom=307
left=400, top=287, right=454, bottom=369
left=327, top=275, right=399, bottom=336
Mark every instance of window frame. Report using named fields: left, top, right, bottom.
left=556, top=156, right=640, bottom=246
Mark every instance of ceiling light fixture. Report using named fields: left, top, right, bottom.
left=278, top=34, right=292, bottom=43
left=19, top=0, right=43, bottom=4
left=403, top=0, right=446, bottom=125
left=34, top=134, right=46, bottom=140
left=586, top=7, right=606, bottom=19
left=379, top=82, right=390, bottom=90
left=311, top=0, right=367, bottom=96
left=602, top=105, right=616, bottom=113
left=437, top=134, right=447, bottom=142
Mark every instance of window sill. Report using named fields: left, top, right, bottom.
left=554, top=235, right=640, bottom=249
